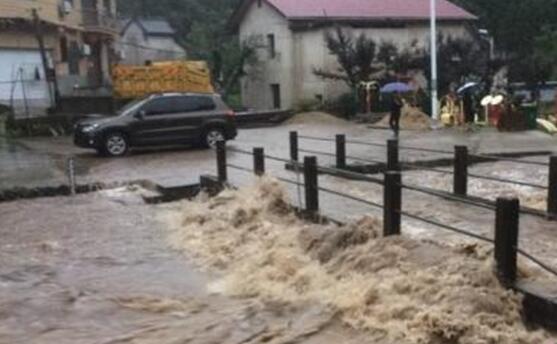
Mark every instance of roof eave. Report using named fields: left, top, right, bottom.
left=287, top=15, right=477, bottom=22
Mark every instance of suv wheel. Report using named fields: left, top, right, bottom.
left=104, top=132, right=128, bottom=157
left=204, top=128, right=225, bottom=148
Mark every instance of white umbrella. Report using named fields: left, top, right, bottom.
left=481, top=95, right=493, bottom=107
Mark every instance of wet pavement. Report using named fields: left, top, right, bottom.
left=2, top=123, right=555, bottom=190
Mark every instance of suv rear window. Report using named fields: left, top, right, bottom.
left=143, top=97, right=182, bottom=116
left=181, top=96, right=216, bottom=111
left=143, top=95, right=216, bottom=116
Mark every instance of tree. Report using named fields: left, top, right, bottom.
left=421, top=35, right=490, bottom=95
left=211, top=37, right=261, bottom=98
left=313, top=27, right=381, bottom=89
left=453, top=0, right=557, bottom=94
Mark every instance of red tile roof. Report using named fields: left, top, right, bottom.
left=230, top=0, right=476, bottom=30
left=266, top=0, right=476, bottom=20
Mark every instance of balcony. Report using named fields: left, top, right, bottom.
left=82, top=9, right=119, bottom=35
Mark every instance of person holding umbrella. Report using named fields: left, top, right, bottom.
left=381, top=82, right=412, bottom=137
left=390, top=92, right=404, bottom=136
left=457, top=82, right=479, bottom=124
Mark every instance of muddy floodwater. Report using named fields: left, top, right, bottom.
left=0, top=187, right=376, bottom=344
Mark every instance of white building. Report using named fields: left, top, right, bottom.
left=118, top=18, right=187, bottom=66
left=0, top=0, right=119, bottom=117
left=230, top=0, right=476, bottom=110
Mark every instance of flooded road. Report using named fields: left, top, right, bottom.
left=0, top=137, right=66, bottom=189
left=1, top=119, right=556, bottom=342
left=0, top=187, right=380, bottom=344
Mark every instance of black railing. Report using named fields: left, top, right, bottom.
left=291, top=131, right=557, bottom=218
left=213, top=140, right=557, bottom=285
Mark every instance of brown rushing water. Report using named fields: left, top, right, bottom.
left=0, top=187, right=378, bottom=344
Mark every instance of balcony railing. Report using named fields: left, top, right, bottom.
left=82, top=9, right=119, bottom=34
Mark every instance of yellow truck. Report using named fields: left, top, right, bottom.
left=112, top=61, right=214, bottom=99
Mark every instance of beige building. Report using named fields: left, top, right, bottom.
left=230, top=0, right=476, bottom=110
left=118, top=18, right=187, bottom=66
left=0, top=0, right=119, bottom=117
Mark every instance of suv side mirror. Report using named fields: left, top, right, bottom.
left=135, top=110, right=146, bottom=120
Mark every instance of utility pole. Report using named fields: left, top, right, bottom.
left=32, top=8, right=58, bottom=107
left=429, top=0, right=439, bottom=120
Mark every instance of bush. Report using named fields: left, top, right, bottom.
left=325, top=92, right=359, bottom=119
left=295, top=98, right=322, bottom=113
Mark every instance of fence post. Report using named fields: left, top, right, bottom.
left=494, top=197, right=520, bottom=287
left=290, top=131, right=299, bottom=162
left=253, top=147, right=265, bottom=176
left=216, top=140, right=227, bottom=183
left=304, top=156, right=319, bottom=214
left=66, top=157, right=76, bottom=196
left=387, top=139, right=399, bottom=171
left=383, top=171, right=401, bottom=236
left=548, top=155, right=557, bottom=217
left=454, top=145, right=468, bottom=196
left=336, top=134, right=346, bottom=169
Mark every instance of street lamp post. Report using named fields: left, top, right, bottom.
left=430, top=0, right=439, bottom=120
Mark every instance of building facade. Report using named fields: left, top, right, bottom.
left=0, top=0, right=119, bottom=117
left=118, top=18, right=187, bottom=66
left=230, top=0, right=476, bottom=110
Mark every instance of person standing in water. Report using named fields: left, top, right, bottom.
left=390, top=92, right=404, bottom=136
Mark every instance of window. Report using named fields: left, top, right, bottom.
left=178, top=96, right=216, bottom=112
left=143, top=97, right=182, bottom=116
left=60, top=36, right=68, bottom=62
left=68, top=41, right=80, bottom=75
left=267, top=34, right=276, bottom=59
left=271, top=84, right=281, bottom=109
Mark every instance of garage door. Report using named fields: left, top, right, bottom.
left=0, top=49, right=52, bottom=117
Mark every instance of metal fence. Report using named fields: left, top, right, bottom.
left=213, top=140, right=557, bottom=291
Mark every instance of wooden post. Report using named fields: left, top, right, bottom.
left=336, top=134, right=346, bottom=169
left=290, top=131, right=299, bottom=162
left=216, top=140, right=227, bottom=183
left=548, top=155, right=557, bottom=217
left=304, top=156, right=319, bottom=213
left=387, top=139, right=399, bottom=171
left=383, top=171, right=402, bottom=236
left=253, top=147, right=265, bottom=176
left=495, top=197, right=520, bottom=287
left=454, top=145, right=468, bottom=196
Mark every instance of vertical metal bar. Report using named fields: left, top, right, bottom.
left=383, top=171, right=401, bottom=236
left=216, top=140, right=227, bottom=183
left=67, top=157, right=76, bottom=196
left=495, top=197, right=520, bottom=287
left=548, top=155, right=557, bottom=217
left=290, top=131, right=299, bottom=162
left=454, top=145, right=468, bottom=196
left=336, top=134, right=346, bottom=169
left=429, top=0, right=439, bottom=120
left=387, top=139, right=399, bottom=171
left=304, top=156, right=319, bottom=214
left=253, top=147, right=265, bottom=176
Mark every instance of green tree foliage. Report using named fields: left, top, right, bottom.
left=454, top=0, right=557, bottom=88
left=421, top=35, right=490, bottom=94
left=313, top=27, right=381, bottom=89
left=315, top=28, right=489, bottom=96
